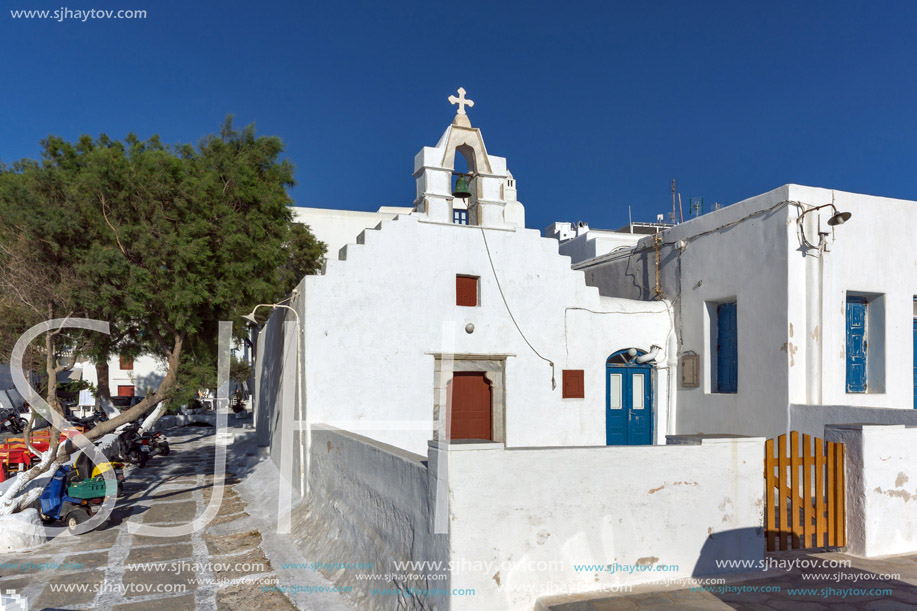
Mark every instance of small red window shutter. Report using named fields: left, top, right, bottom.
left=562, top=370, right=585, bottom=398
left=120, top=355, right=133, bottom=370
left=456, top=275, right=478, bottom=307
left=117, top=385, right=135, bottom=397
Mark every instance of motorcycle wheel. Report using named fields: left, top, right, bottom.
left=138, top=452, right=148, bottom=468
left=159, top=443, right=170, bottom=456
left=14, top=418, right=26, bottom=433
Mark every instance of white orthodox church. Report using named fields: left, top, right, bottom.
left=259, top=88, right=674, bottom=458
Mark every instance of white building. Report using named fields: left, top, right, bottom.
left=251, top=91, right=775, bottom=611
left=573, top=183, right=917, bottom=439
left=259, top=98, right=675, bottom=457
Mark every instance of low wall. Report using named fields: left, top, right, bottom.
left=444, top=436, right=766, bottom=611
left=826, top=424, right=917, bottom=558
left=791, top=404, right=917, bottom=439
left=290, top=427, right=449, bottom=611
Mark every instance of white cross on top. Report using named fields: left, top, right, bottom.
left=448, top=87, right=474, bottom=115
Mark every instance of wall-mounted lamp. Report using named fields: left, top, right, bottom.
left=799, top=204, right=853, bottom=250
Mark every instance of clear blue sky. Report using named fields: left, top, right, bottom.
left=3, top=0, right=916, bottom=231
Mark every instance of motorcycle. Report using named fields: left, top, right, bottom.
left=116, top=422, right=149, bottom=468
left=0, top=407, right=27, bottom=434
left=146, top=430, right=170, bottom=456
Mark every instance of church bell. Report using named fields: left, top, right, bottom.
left=452, top=174, right=472, bottom=199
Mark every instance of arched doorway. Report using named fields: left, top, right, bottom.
left=606, top=349, right=654, bottom=445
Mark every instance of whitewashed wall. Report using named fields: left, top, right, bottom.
left=446, top=436, right=765, bottom=611
left=292, top=206, right=413, bottom=261
left=301, top=214, right=673, bottom=455
left=826, top=424, right=917, bottom=557
left=291, top=426, right=449, bottom=611
left=785, top=185, right=917, bottom=411
left=791, top=404, right=917, bottom=439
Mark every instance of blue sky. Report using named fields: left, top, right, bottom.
left=2, top=0, right=916, bottom=231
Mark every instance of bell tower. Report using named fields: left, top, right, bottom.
left=412, top=88, right=525, bottom=229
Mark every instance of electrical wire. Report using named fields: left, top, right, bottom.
left=479, top=226, right=556, bottom=389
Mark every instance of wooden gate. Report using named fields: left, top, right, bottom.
left=764, top=431, right=845, bottom=552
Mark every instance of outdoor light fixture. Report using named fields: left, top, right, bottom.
left=799, top=203, right=853, bottom=250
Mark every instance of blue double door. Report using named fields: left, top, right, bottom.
left=605, top=365, right=653, bottom=445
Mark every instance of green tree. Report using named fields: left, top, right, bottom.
left=0, top=118, right=324, bottom=511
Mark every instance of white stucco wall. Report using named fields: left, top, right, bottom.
left=290, top=427, right=448, bottom=611
left=826, top=424, right=917, bottom=557
left=791, top=403, right=917, bottom=439
left=445, top=436, right=765, bottom=611
left=784, top=185, right=917, bottom=412
left=554, top=229, right=643, bottom=265
left=299, top=214, right=673, bottom=455
left=292, top=206, right=413, bottom=261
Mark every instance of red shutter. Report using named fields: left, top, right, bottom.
left=456, top=275, right=478, bottom=307
left=120, top=355, right=133, bottom=370
left=117, top=385, right=135, bottom=397
left=562, top=370, right=585, bottom=398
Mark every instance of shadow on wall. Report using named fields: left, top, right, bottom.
left=254, top=310, right=287, bottom=450
left=692, top=527, right=765, bottom=578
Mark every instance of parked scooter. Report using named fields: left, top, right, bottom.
left=145, top=430, right=170, bottom=456
left=70, top=407, right=109, bottom=429
left=0, top=407, right=27, bottom=433
left=116, top=422, right=149, bottom=468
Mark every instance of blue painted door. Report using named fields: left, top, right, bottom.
left=716, top=302, right=738, bottom=393
left=846, top=297, right=868, bottom=393
left=606, top=366, right=653, bottom=445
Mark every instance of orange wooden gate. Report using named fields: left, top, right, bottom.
left=764, top=431, right=845, bottom=552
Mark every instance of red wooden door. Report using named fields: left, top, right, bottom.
left=448, top=372, right=492, bottom=440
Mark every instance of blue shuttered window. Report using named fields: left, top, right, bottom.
left=846, top=296, right=868, bottom=393
left=716, top=301, right=738, bottom=393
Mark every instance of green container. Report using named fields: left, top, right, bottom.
left=67, top=476, right=116, bottom=500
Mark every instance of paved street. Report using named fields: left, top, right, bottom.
left=544, top=551, right=917, bottom=610
left=0, top=420, right=308, bottom=610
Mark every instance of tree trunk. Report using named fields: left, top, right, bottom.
left=95, top=358, right=111, bottom=406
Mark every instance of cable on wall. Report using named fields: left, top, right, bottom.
left=479, top=226, right=556, bottom=389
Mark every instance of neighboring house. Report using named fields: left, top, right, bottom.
left=570, top=183, right=917, bottom=439
left=545, top=220, right=669, bottom=263
left=79, top=354, right=168, bottom=404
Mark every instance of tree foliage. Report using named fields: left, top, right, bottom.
left=0, top=117, right=324, bottom=466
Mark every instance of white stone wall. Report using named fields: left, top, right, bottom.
left=791, top=403, right=917, bottom=439
left=826, top=424, right=917, bottom=557
left=291, top=206, right=413, bottom=261
left=291, top=426, right=449, bottom=611
left=445, top=436, right=765, bottom=611
left=300, top=214, right=673, bottom=455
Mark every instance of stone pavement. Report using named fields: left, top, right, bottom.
left=0, top=418, right=351, bottom=611
left=543, top=550, right=917, bottom=610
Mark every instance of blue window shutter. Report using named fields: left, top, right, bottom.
left=716, top=302, right=738, bottom=393
left=846, top=297, right=868, bottom=393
